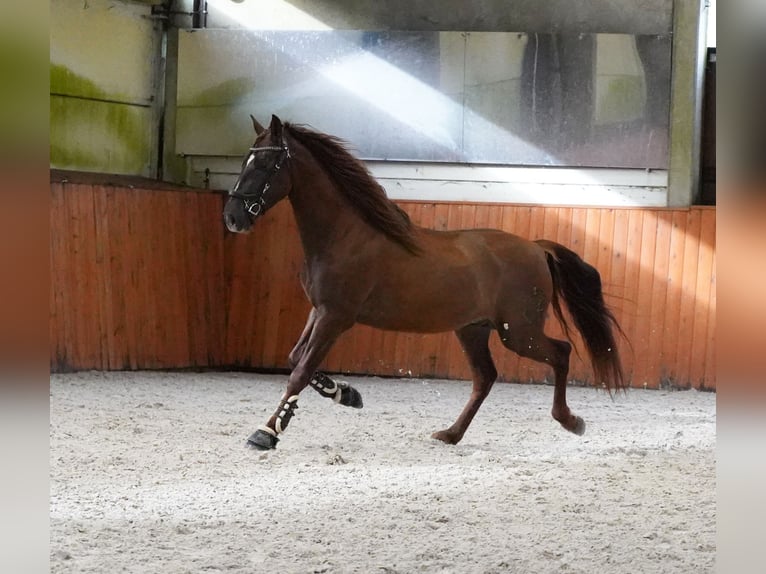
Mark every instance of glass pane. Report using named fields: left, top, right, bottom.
left=176, top=29, right=671, bottom=168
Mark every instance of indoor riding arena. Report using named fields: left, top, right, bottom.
left=50, top=1, right=717, bottom=573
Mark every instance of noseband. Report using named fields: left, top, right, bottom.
left=229, top=143, right=290, bottom=217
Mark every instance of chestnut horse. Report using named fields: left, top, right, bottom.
left=224, top=115, right=625, bottom=450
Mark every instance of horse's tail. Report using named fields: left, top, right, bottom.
left=536, top=240, right=626, bottom=393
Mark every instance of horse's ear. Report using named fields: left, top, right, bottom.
left=250, top=114, right=266, bottom=135
left=270, top=114, right=284, bottom=144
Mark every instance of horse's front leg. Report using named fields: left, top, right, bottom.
left=309, top=371, right=364, bottom=408
left=247, top=310, right=353, bottom=450
left=287, top=308, right=316, bottom=368
left=287, top=308, right=363, bottom=409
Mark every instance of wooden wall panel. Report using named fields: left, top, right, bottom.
left=50, top=180, right=226, bottom=371
left=50, top=177, right=716, bottom=390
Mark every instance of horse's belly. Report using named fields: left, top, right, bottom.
left=356, top=274, right=491, bottom=333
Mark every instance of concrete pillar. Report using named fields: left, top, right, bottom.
left=667, top=0, right=709, bottom=206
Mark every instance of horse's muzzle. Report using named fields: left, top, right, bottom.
left=223, top=197, right=253, bottom=233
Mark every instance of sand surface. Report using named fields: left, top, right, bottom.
left=50, top=372, right=716, bottom=573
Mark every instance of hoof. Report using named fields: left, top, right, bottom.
left=431, top=429, right=460, bottom=445
left=339, top=384, right=364, bottom=409
left=567, top=416, right=586, bottom=436
left=246, top=428, right=279, bottom=450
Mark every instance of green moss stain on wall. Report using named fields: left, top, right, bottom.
left=51, top=63, right=108, bottom=100
left=50, top=64, right=153, bottom=175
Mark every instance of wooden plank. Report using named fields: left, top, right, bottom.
left=123, top=189, right=142, bottom=367
left=103, top=188, right=128, bottom=369
left=234, top=233, right=262, bottom=366
left=92, top=188, right=117, bottom=369
left=607, top=209, right=630, bottom=318
left=554, top=207, right=573, bottom=250
left=201, top=193, right=227, bottom=366
left=223, top=233, right=241, bottom=364
left=646, top=211, right=673, bottom=386
left=473, top=202, right=490, bottom=230
left=542, top=206, right=560, bottom=242
left=163, top=191, right=190, bottom=366
left=238, top=228, right=262, bottom=367
left=188, top=194, right=211, bottom=366
left=63, top=186, right=83, bottom=367
left=189, top=194, right=207, bottom=364
left=581, top=208, right=601, bottom=271
left=673, top=209, right=702, bottom=387
left=433, top=202, right=450, bottom=231
left=703, top=234, right=716, bottom=390
left=660, top=210, right=689, bottom=386
left=75, top=185, right=102, bottom=368
left=251, top=206, right=281, bottom=367
left=459, top=203, right=477, bottom=230
left=528, top=205, right=546, bottom=241
left=138, top=190, right=160, bottom=367
left=90, top=187, right=110, bottom=368
left=633, top=211, right=659, bottom=387
left=692, top=208, right=716, bottom=388
left=500, top=204, right=515, bottom=234
left=618, top=208, right=645, bottom=385
left=514, top=205, right=532, bottom=241
left=607, top=208, right=631, bottom=383
left=344, top=324, right=369, bottom=375
left=49, top=185, right=68, bottom=370
left=485, top=203, right=504, bottom=231
left=595, top=209, right=616, bottom=297
left=568, top=207, right=588, bottom=256
left=146, top=192, right=167, bottom=367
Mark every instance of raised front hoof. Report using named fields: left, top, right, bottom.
left=246, top=429, right=279, bottom=450
left=339, top=385, right=364, bottom=409
left=562, top=416, right=586, bottom=436
left=431, top=429, right=461, bottom=445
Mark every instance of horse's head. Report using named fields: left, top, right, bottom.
left=224, top=114, right=291, bottom=233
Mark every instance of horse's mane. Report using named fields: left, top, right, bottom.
left=284, top=123, right=420, bottom=254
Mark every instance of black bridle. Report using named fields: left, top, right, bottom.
left=228, top=143, right=290, bottom=217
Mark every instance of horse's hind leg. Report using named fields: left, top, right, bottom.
left=288, top=308, right=363, bottom=409
left=432, top=323, right=497, bottom=445
left=498, top=323, right=584, bottom=435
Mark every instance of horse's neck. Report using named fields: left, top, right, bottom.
left=287, top=151, right=370, bottom=261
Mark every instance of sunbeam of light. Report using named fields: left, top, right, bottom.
left=207, top=0, right=331, bottom=30
left=318, top=51, right=554, bottom=163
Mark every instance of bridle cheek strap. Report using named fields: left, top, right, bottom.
left=228, top=144, right=290, bottom=216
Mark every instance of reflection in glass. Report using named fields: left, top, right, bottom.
left=177, top=30, right=671, bottom=168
